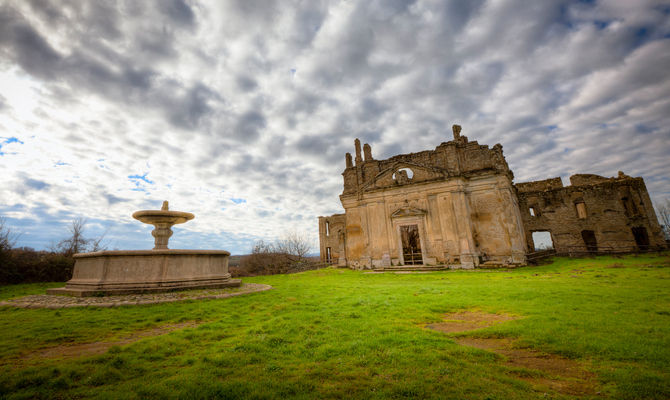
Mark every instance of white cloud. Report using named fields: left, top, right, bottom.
left=1, top=0, right=669, bottom=253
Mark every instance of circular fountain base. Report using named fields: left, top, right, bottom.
left=47, top=249, right=241, bottom=297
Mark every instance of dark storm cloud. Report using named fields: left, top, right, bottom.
left=296, top=134, right=335, bottom=156
left=0, top=1, right=217, bottom=132
left=24, top=178, right=49, bottom=190
left=236, top=75, right=258, bottom=92
left=356, top=98, right=388, bottom=122
left=226, top=0, right=279, bottom=26
left=156, top=0, right=195, bottom=27
left=0, top=9, right=61, bottom=79
left=15, top=177, right=50, bottom=195
left=234, top=110, right=266, bottom=142
left=103, top=193, right=127, bottom=205
left=25, top=0, right=62, bottom=22
left=165, top=83, right=221, bottom=129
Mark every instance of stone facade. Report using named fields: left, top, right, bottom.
left=319, top=125, right=665, bottom=269
left=319, top=125, right=527, bottom=269
left=517, top=172, right=666, bottom=253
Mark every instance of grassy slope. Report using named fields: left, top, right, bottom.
left=0, top=254, right=668, bottom=399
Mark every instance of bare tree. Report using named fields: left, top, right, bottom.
left=239, top=231, right=314, bottom=276
left=0, top=217, right=18, bottom=252
left=657, top=199, right=670, bottom=240
left=57, top=218, right=108, bottom=255
left=89, top=226, right=110, bottom=252
left=57, top=218, right=88, bottom=256
left=276, top=230, right=312, bottom=260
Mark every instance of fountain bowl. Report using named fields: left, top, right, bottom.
left=132, top=210, right=194, bottom=225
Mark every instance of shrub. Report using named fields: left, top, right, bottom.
left=0, top=248, right=75, bottom=284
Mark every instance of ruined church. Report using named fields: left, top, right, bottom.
left=318, top=125, right=665, bottom=269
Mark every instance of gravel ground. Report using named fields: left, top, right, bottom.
left=0, top=283, right=272, bottom=309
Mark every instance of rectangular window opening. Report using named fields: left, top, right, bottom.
left=326, top=247, right=332, bottom=263
left=325, top=221, right=330, bottom=236
left=529, top=207, right=536, bottom=217
left=531, top=231, right=553, bottom=251
left=575, top=202, right=587, bottom=219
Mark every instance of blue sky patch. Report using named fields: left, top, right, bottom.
left=231, top=198, right=246, bottom=204
left=128, top=173, right=154, bottom=185
left=0, top=136, right=24, bottom=155
left=2, top=137, right=24, bottom=145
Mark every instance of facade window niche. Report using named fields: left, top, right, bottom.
left=621, top=197, right=638, bottom=217
left=529, top=207, right=537, bottom=217
left=325, top=221, right=330, bottom=236
left=326, top=247, right=332, bottom=263
left=575, top=201, right=587, bottom=219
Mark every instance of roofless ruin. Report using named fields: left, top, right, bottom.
left=319, top=125, right=665, bottom=269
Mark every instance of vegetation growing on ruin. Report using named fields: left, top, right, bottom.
left=0, top=254, right=669, bottom=399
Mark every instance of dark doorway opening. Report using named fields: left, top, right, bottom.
left=581, top=230, right=598, bottom=252
left=631, top=227, right=650, bottom=250
left=400, top=225, right=423, bottom=265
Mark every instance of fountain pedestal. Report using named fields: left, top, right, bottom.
left=47, top=201, right=241, bottom=297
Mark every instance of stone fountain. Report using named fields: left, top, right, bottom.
left=48, top=201, right=241, bottom=297
left=133, top=201, right=194, bottom=250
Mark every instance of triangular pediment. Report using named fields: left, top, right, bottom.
left=391, top=206, right=426, bottom=218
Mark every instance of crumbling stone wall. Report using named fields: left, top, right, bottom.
left=517, top=172, right=666, bottom=253
left=342, top=127, right=512, bottom=197
left=319, top=125, right=666, bottom=269
left=318, top=214, right=345, bottom=265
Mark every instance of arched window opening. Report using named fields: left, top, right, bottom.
left=393, top=168, right=414, bottom=184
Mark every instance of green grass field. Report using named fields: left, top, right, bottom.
left=0, top=254, right=669, bottom=399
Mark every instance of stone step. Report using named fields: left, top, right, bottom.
left=373, top=265, right=450, bottom=272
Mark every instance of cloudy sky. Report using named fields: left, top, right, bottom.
left=1, top=0, right=669, bottom=254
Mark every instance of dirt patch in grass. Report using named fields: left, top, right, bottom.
left=427, top=311, right=599, bottom=397
left=425, top=311, right=518, bottom=333
left=457, top=337, right=598, bottom=396
left=18, top=321, right=199, bottom=364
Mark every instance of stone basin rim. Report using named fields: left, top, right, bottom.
left=74, top=249, right=230, bottom=258
left=132, top=210, right=194, bottom=220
